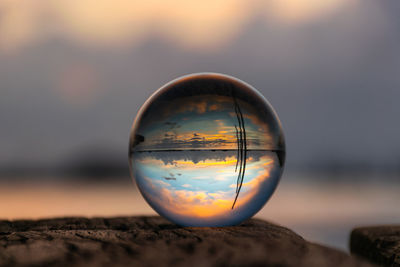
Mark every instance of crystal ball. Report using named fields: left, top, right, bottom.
left=129, top=73, right=285, bottom=226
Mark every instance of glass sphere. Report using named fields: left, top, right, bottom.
left=129, top=73, right=285, bottom=226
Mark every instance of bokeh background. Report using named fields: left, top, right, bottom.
left=1, top=0, right=399, bottom=250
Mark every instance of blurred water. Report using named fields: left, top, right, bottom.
left=259, top=174, right=400, bottom=250
left=0, top=172, right=398, bottom=251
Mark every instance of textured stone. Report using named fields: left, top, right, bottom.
left=0, top=216, right=371, bottom=267
left=351, top=225, right=400, bottom=266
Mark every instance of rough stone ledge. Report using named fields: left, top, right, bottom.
left=0, top=216, right=372, bottom=267
left=351, top=225, right=400, bottom=267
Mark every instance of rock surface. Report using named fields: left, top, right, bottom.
left=351, top=225, right=400, bottom=267
left=0, top=216, right=371, bottom=267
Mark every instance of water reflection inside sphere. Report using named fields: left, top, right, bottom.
left=129, top=73, right=285, bottom=226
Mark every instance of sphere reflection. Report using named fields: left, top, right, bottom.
left=129, top=73, right=285, bottom=226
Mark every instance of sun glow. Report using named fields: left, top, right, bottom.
left=175, top=158, right=238, bottom=167
left=0, top=0, right=354, bottom=53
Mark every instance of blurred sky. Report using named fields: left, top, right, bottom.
left=1, top=0, right=400, bottom=177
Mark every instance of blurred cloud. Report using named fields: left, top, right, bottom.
left=0, top=0, right=399, bottom=176
left=0, top=0, right=353, bottom=53
left=54, top=63, right=101, bottom=106
left=265, top=0, right=349, bottom=23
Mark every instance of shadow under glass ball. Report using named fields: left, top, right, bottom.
left=129, top=73, right=285, bottom=227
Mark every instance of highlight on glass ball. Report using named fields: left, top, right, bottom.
left=129, top=73, right=285, bottom=227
